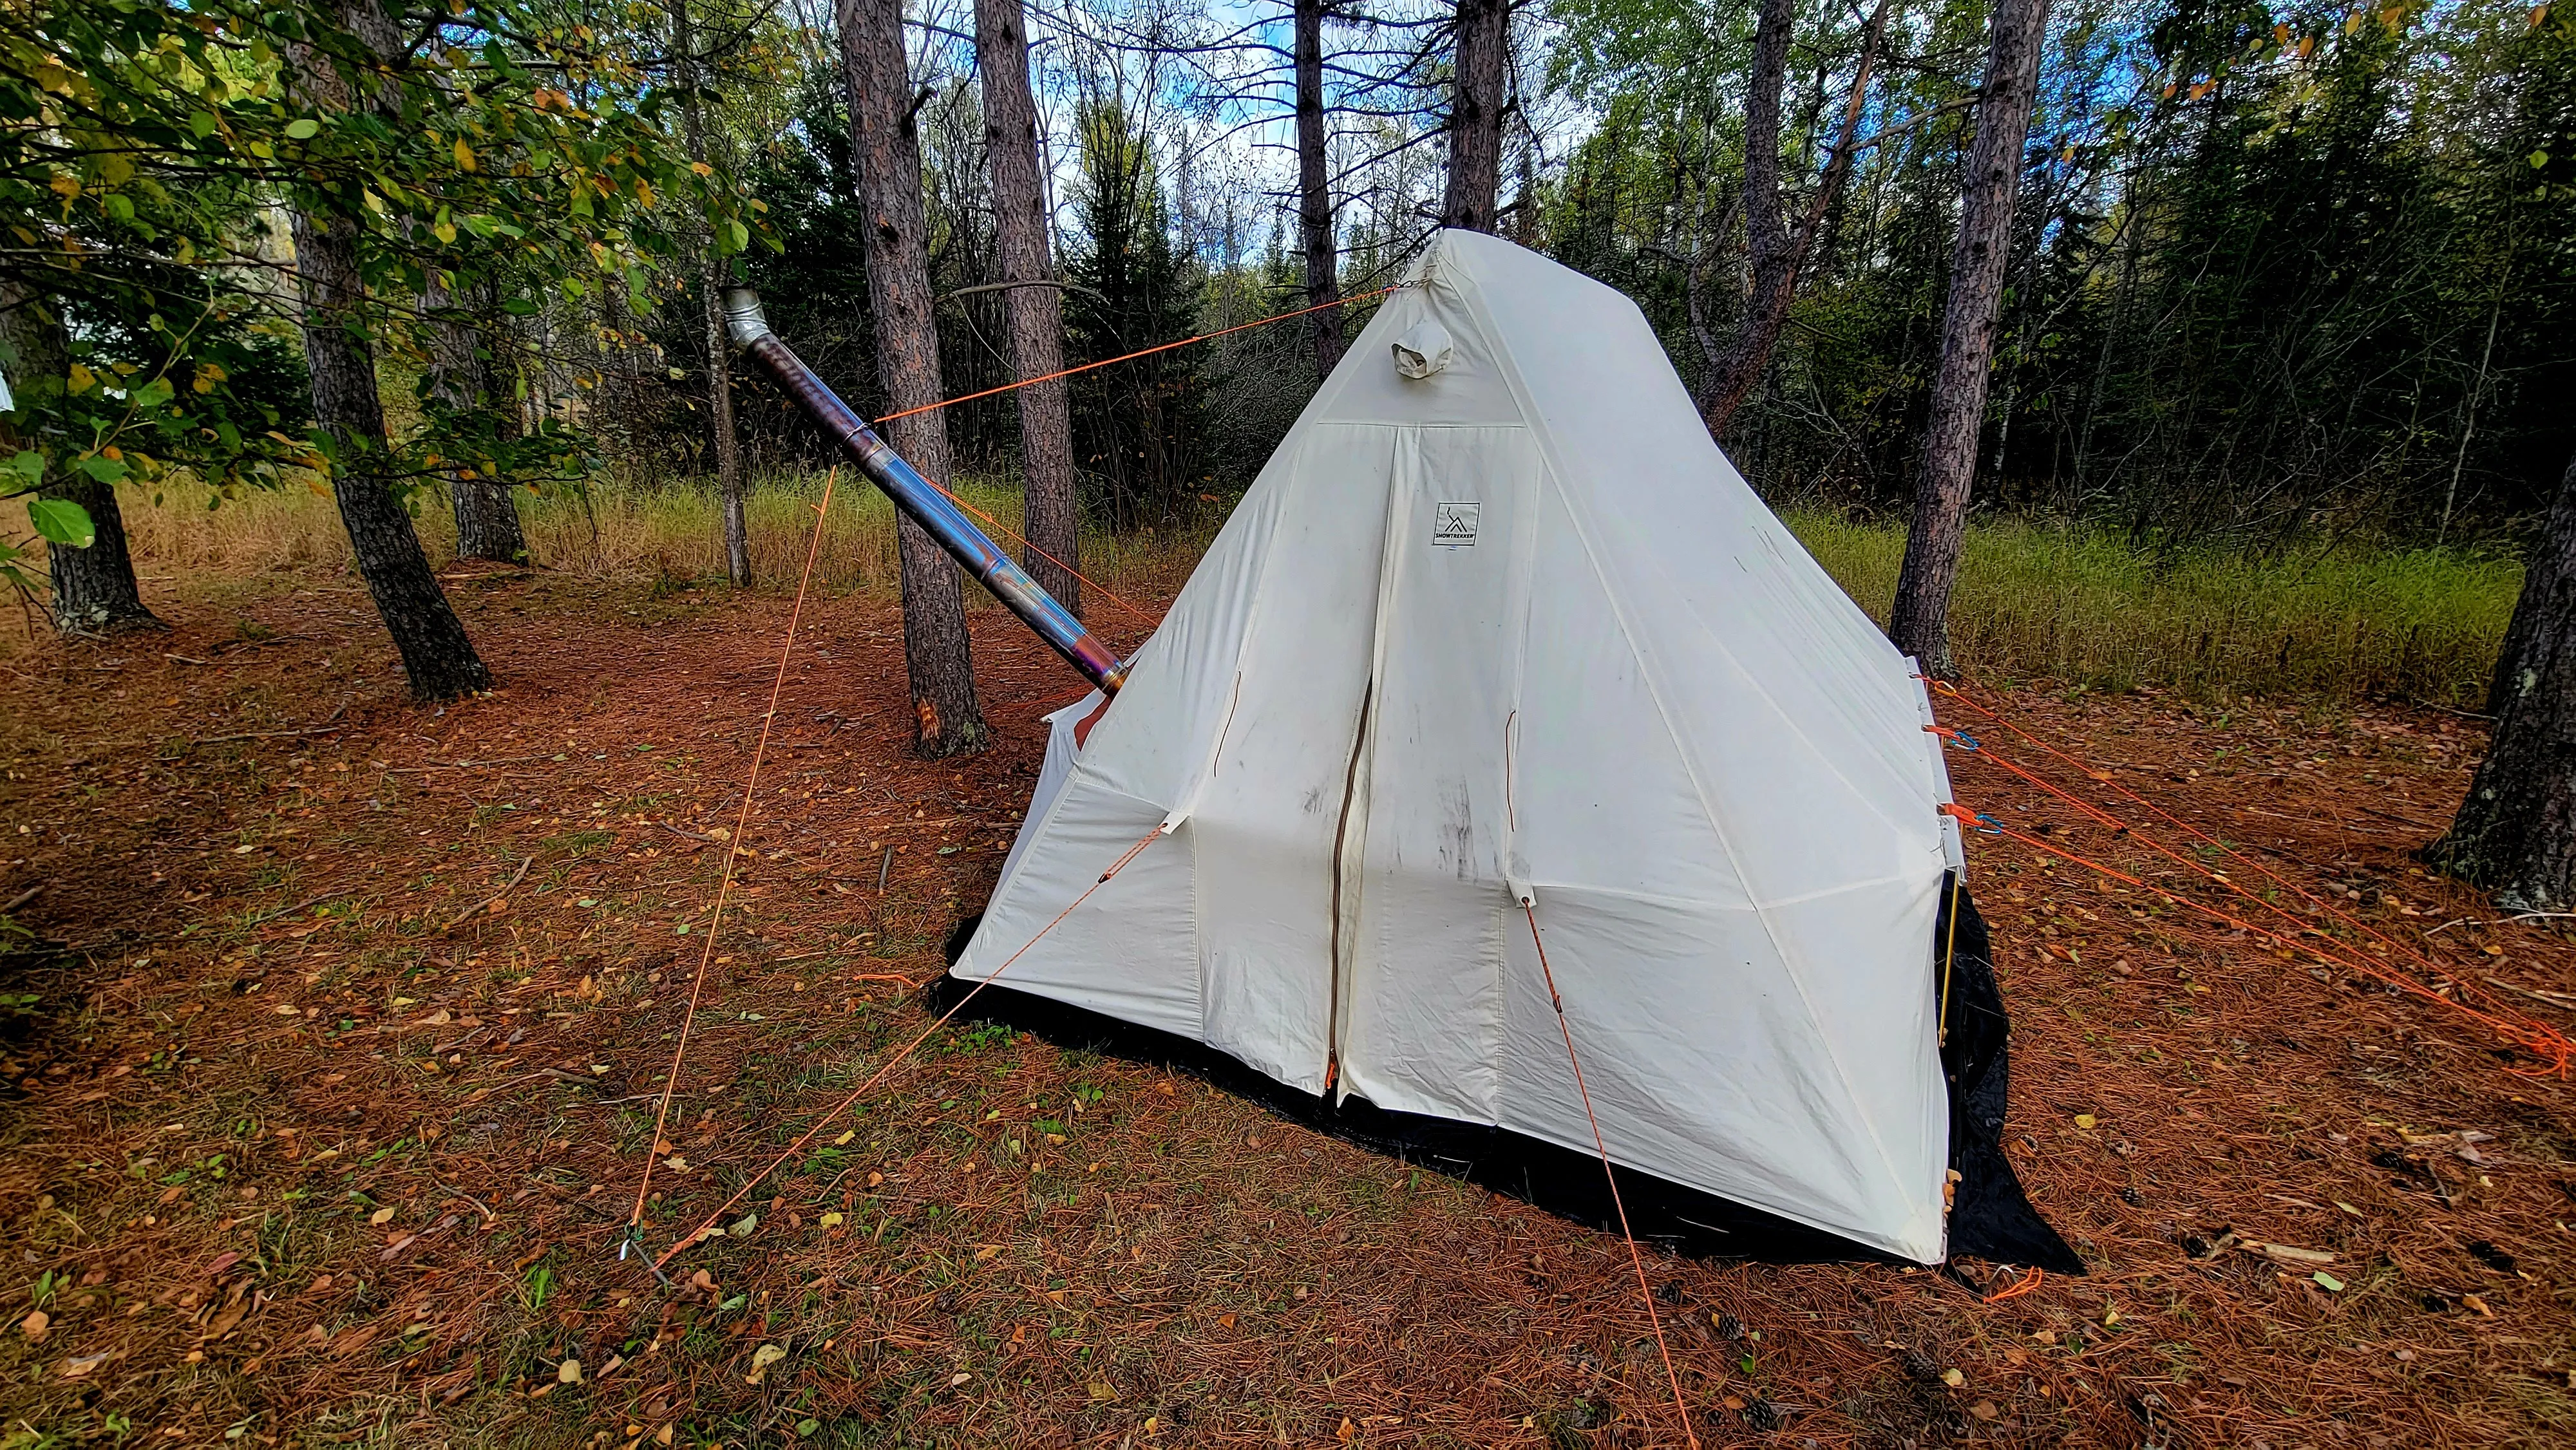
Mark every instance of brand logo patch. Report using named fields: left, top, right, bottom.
left=1432, top=501, right=1480, bottom=547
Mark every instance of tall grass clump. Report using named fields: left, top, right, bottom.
left=1785, top=511, right=2519, bottom=705
left=98, top=468, right=1218, bottom=610
left=57, top=482, right=2516, bottom=706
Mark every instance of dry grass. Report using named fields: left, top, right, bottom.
left=92, top=472, right=1216, bottom=621
left=46, top=479, right=2516, bottom=708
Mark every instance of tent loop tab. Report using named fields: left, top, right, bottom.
left=1924, top=724, right=1982, bottom=751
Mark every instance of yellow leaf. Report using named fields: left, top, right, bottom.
left=66, top=361, right=96, bottom=393
left=833, top=1130, right=855, bottom=1145
left=454, top=138, right=477, bottom=172
left=2074, top=1113, right=2097, bottom=1129
left=818, top=1212, right=844, bottom=1227
left=370, top=1206, right=396, bottom=1225
left=974, top=1244, right=1000, bottom=1262
left=558, top=1358, right=582, bottom=1384
left=746, top=1342, right=786, bottom=1384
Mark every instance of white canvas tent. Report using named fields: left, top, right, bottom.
left=956, top=229, right=1975, bottom=1263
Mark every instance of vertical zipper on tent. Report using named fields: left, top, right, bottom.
left=1322, top=687, right=1372, bottom=1092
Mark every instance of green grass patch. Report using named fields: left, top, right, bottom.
left=1786, top=512, right=2519, bottom=705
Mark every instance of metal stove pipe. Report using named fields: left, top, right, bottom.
left=722, top=288, right=1128, bottom=695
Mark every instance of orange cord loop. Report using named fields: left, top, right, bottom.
left=1984, top=1266, right=2044, bottom=1304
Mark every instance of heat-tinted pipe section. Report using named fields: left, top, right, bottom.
left=721, top=288, right=1128, bottom=694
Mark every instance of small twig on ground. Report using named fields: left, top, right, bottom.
left=1, top=885, right=43, bottom=916
left=163, top=654, right=211, bottom=666
left=2481, top=975, right=2576, bottom=1011
left=2425, top=919, right=2481, bottom=937
left=240, top=890, right=354, bottom=931
left=435, top=1183, right=500, bottom=1223
left=442, top=858, right=535, bottom=933
left=656, top=821, right=719, bottom=844
left=193, top=702, right=349, bottom=746
left=385, top=755, right=549, bottom=773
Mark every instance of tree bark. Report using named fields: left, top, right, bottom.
left=976, top=0, right=1081, bottom=615
left=1, top=282, right=162, bottom=632
left=841, top=0, right=987, bottom=756
left=2437, top=448, right=2576, bottom=909
left=1440, top=0, right=1509, bottom=232
left=1295, top=0, right=1345, bottom=375
left=1886, top=0, right=2050, bottom=678
left=290, top=2, right=491, bottom=700
left=426, top=275, right=531, bottom=565
left=1695, top=0, right=1888, bottom=437
left=674, top=0, right=748, bottom=587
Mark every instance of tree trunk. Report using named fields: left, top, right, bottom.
left=2438, top=449, right=2576, bottom=909
left=1440, top=0, right=1509, bottom=232
left=840, top=0, right=986, bottom=757
left=426, top=275, right=531, bottom=565
left=1885, top=0, right=2050, bottom=678
left=1295, top=0, right=1345, bottom=375
left=290, top=3, right=491, bottom=700
left=674, top=0, right=748, bottom=587
left=1696, top=0, right=1888, bottom=437
left=1, top=282, right=162, bottom=632
left=977, top=0, right=1082, bottom=615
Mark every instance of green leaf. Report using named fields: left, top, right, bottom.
left=285, top=118, right=321, bottom=140
left=28, top=498, right=96, bottom=548
left=2312, top=1271, right=2344, bottom=1292
left=74, top=454, right=129, bottom=485
left=2533, top=151, right=2552, bottom=169
left=1, top=451, right=43, bottom=491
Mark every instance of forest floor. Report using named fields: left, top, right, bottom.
left=0, top=566, right=2571, bottom=1449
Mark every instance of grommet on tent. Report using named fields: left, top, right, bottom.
left=1391, top=320, right=1453, bottom=379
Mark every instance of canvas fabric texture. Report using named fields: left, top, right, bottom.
left=956, top=230, right=1960, bottom=1263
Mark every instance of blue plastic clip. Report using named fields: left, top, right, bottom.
left=1970, top=813, right=2003, bottom=835
left=1949, top=730, right=1981, bottom=752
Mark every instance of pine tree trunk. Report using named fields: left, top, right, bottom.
left=841, top=0, right=987, bottom=757
left=1296, top=0, right=1345, bottom=375
left=1886, top=0, right=2050, bottom=677
left=1697, top=0, right=1888, bottom=437
left=1, top=281, right=162, bottom=632
left=674, top=0, right=748, bottom=587
left=290, top=5, right=491, bottom=700
left=2436, top=448, right=2576, bottom=910
left=977, top=0, right=1082, bottom=614
left=43, top=475, right=160, bottom=633
left=1441, top=0, right=1509, bottom=232
left=426, top=276, right=531, bottom=565
left=448, top=475, right=527, bottom=565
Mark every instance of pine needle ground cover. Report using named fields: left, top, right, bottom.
left=0, top=570, right=2569, bottom=1447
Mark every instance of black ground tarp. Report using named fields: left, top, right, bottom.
left=934, top=875, right=2078, bottom=1272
